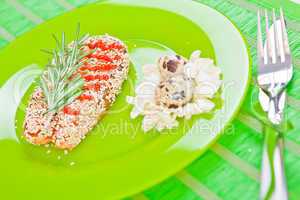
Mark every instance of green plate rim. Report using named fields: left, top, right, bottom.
left=0, top=0, right=252, bottom=199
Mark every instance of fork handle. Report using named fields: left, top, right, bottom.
left=260, top=126, right=288, bottom=200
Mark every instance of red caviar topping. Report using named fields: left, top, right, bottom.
left=113, top=55, right=122, bottom=60
left=86, top=54, right=113, bottom=62
left=63, top=106, right=80, bottom=115
left=77, top=94, right=93, bottom=101
left=83, top=84, right=93, bottom=90
left=83, top=74, right=109, bottom=81
left=95, top=64, right=117, bottom=71
left=83, top=75, right=94, bottom=81
left=79, top=64, right=116, bottom=72
left=79, top=65, right=89, bottom=71
left=108, top=43, right=124, bottom=50
left=83, top=83, right=102, bottom=91
left=93, top=83, right=101, bottom=91
left=97, top=55, right=113, bottom=62
left=88, top=42, right=97, bottom=49
left=96, top=40, right=107, bottom=50
left=87, top=40, right=124, bottom=51
left=98, top=74, right=109, bottom=80
left=86, top=54, right=95, bottom=59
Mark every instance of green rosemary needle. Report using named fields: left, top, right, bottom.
left=39, top=26, right=90, bottom=114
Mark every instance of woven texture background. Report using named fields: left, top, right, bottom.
left=0, top=0, right=300, bottom=199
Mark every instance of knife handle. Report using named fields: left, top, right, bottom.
left=260, top=126, right=288, bottom=200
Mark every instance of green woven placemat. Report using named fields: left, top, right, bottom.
left=0, top=0, right=300, bottom=199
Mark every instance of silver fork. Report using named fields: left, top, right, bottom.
left=257, top=9, right=293, bottom=200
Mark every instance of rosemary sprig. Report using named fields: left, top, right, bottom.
left=39, top=26, right=90, bottom=114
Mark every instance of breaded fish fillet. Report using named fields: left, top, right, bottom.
left=24, top=35, right=129, bottom=149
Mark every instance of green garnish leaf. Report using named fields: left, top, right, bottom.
left=39, top=25, right=89, bottom=114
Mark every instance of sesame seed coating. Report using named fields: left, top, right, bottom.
left=23, top=35, right=129, bottom=150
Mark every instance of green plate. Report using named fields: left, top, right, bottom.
left=0, top=0, right=250, bottom=199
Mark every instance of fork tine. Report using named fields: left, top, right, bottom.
left=280, top=8, right=290, bottom=56
left=272, top=9, right=280, bottom=62
left=257, top=11, right=264, bottom=65
left=265, top=10, right=272, bottom=64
